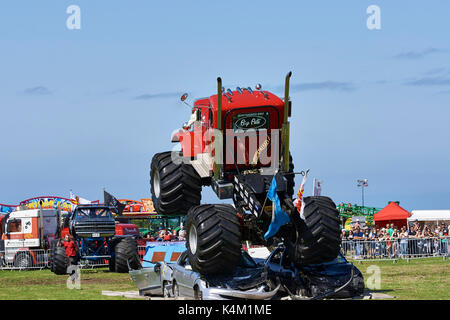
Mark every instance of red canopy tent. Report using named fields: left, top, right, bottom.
left=373, top=202, right=411, bottom=229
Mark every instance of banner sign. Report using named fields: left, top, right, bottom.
left=19, top=197, right=73, bottom=212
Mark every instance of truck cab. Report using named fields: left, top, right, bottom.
left=174, top=88, right=288, bottom=179
left=0, top=208, right=59, bottom=268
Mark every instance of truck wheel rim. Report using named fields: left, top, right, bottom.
left=18, top=256, right=29, bottom=268
left=189, top=224, right=198, bottom=255
left=153, top=171, right=161, bottom=198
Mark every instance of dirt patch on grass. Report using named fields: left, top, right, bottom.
left=80, top=277, right=130, bottom=284
left=0, top=277, right=66, bottom=286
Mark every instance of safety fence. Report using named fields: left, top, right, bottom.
left=0, top=248, right=112, bottom=270
left=138, top=245, right=146, bottom=261
left=0, top=245, right=147, bottom=271
left=2, top=239, right=448, bottom=271
left=0, top=249, right=50, bottom=270
left=341, top=237, right=449, bottom=261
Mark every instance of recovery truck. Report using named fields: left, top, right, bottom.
left=0, top=207, right=58, bottom=269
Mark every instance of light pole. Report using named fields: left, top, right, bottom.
left=357, top=179, right=368, bottom=207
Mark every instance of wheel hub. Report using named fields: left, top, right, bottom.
left=189, top=224, right=198, bottom=255
left=18, top=256, right=29, bottom=268
left=153, top=171, right=161, bottom=198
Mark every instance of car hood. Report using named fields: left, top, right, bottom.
left=203, top=267, right=267, bottom=290
left=300, top=253, right=358, bottom=277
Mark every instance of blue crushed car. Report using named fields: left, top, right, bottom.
left=263, top=244, right=365, bottom=299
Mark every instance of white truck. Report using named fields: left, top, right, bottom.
left=0, top=208, right=59, bottom=269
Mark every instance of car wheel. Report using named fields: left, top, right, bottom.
left=172, top=282, right=179, bottom=298
left=163, top=282, right=171, bottom=298
left=194, top=287, right=203, bottom=300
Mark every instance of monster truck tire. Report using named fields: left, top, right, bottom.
left=114, top=237, right=140, bottom=273
left=186, top=204, right=241, bottom=275
left=293, top=196, right=341, bottom=266
left=150, top=151, right=202, bottom=215
left=108, top=257, right=115, bottom=272
left=52, top=245, right=68, bottom=275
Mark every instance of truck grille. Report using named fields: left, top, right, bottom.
left=73, top=221, right=116, bottom=238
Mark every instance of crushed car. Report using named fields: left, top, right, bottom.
left=263, top=244, right=365, bottom=299
left=130, top=241, right=363, bottom=300
left=130, top=248, right=279, bottom=300
left=129, top=260, right=174, bottom=297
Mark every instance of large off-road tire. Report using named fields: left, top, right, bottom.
left=150, top=151, right=202, bottom=215
left=293, top=196, right=341, bottom=266
left=108, top=257, right=115, bottom=272
left=50, top=240, right=57, bottom=272
left=52, top=245, right=69, bottom=275
left=186, top=204, right=241, bottom=275
left=114, top=237, right=140, bottom=273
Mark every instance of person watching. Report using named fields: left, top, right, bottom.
left=59, top=234, right=78, bottom=266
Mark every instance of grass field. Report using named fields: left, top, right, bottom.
left=0, top=257, right=448, bottom=300
left=353, top=257, right=450, bottom=300
left=0, top=268, right=138, bottom=300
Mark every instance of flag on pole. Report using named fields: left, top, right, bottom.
left=70, top=190, right=77, bottom=205
left=78, top=197, right=91, bottom=205
left=70, top=191, right=91, bottom=205
left=294, top=169, right=309, bottom=220
left=313, top=178, right=322, bottom=196
left=104, top=190, right=125, bottom=215
left=264, top=176, right=290, bottom=240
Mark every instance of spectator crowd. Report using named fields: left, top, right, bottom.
left=341, top=221, right=449, bottom=259
left=143, top=225, right=186, bottom=242
left=140, top=220, right=450, bottom=260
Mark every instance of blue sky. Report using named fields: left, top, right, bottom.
left=0, top=1, right=449, bottom=211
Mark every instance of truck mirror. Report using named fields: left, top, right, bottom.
left=196, top=109, right=201, bottom=122
left=180, top=93, right=188, bottom=102
left=182, top=121, right=191, bottom=130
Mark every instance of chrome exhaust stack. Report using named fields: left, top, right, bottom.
left=282, top=71, right=292, bottom=172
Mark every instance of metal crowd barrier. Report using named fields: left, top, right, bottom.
left=137, top=245, right=146, bottom=261
left=341, top=237, right=449, bottom=261
left=1, top=239, right=448, bottom=271
left=0, top=245, right=155, bottom=271
left=0, top=249, right=50, bottom=270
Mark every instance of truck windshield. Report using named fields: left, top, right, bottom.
left=75, top=208, right=111, bottom=219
